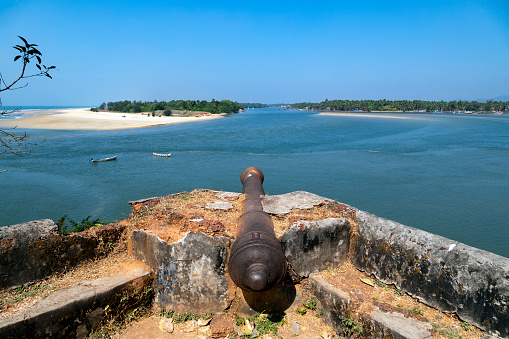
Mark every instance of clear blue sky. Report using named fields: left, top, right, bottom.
left=1, top=0, right=508, bottom=106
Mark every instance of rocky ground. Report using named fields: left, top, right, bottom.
left=0, top=189, right=487, bottom=338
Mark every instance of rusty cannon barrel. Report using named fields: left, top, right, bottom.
left=228, top=167, right=287, bottom=292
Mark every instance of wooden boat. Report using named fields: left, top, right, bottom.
left=153, top=152, right=171, bottom=157
left=91, top=155, right=117, bottom=163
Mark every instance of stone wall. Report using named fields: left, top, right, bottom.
left=0, top=219, right=126, bottom=289
left=350, top=210, right=509, bottom=337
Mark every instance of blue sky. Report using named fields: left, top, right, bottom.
left=1, top=0, right=508, bottom=106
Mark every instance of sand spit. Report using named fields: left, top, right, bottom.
left=0, top=108, right=226, bottom=130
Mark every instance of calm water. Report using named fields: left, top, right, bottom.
left=1, top=108, right=508, bottom=257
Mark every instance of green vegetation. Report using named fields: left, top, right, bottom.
left=98, top=99, right=242, bottom=114
left=373, top=278, right=389, bottom=289
left=338, top=316, right=363, bottom=336
left=296, top=299, right=318, bottom=316
left=296, top=307, right=307, bottom=315
left=248, top=312, right=286, bottom=337
left=233, top=311, right=286, bottom=338
left=233, top=311, right=246, bottom=326
left=291, top=98, right=509, bottom=113
left=159, top=310, right=212, bottom=323
left=56, top=215, right=108, bottom=235
left=89, top=287, right=153, bottom=338
left=432, top=322, right=464, bottom=338
left=0, top=283, right=52, bottom=307
left=409, top=305, right=424, bottom=316
left=178, top=193, right=194, bottom=200
left=304, top=299, right=317, bottom=310
left=395, top=288, right=405, bottom=296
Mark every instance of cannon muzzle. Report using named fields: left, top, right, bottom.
left=228, top=167, right=287, bottom=292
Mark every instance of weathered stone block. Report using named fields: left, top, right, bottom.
left=350, top=210, right=509, bottom=337
left=262, top=191, right=333, bottom=215
left=131, top=230, right=231, bottom=314
left=280, top=218, right=351, bottom=277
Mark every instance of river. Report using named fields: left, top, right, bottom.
left=1, top=107, right=508, bottom=257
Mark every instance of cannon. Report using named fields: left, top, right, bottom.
left=228, top=167, right=287, bottom=292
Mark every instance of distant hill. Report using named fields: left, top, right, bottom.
left=492, top=95, right=509, bottom=102
left=475, top=95, right=509, bottom=103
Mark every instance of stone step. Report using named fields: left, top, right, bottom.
left=0, top=268, right=153, bottom=339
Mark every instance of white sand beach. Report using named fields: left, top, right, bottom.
left=0, top=108, right=226, bottom=130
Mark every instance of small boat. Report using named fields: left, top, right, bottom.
left=153, top=152, right=171, bottom=157
left=91, top=155, right=117, bottom=163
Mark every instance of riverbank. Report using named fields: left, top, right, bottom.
left=318, top=111, right=506, bottom=119
left=0, top=108, right=226, bottom=130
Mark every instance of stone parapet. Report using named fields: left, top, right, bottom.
left=0, top=220, right=126, bottom=289
left=350, top=210, right=509, bottom=337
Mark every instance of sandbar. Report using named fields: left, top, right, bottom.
left=0, top=108, right=226, bottom=130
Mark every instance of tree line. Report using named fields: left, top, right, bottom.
left=97, top=99, right=243, bottom=114
left=290, top=99, right=509, bottom=113
left=240, top=103, right=269, bottom=108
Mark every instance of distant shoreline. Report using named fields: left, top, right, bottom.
left=318, top=112, right=411, bottom=119
left=317, top=111, right=506, bottom=119
left=0, top=108, right=227, bottom=130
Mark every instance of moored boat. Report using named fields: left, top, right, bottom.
left=153, top=152, right=171, bottom=157
left=91, top=155, right=117, bottom=162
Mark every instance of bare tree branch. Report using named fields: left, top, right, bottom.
left=0, top=36, right=54, bottom=158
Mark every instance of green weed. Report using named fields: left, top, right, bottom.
left=88, top=287, right=153, bottom=338
left=409, top=305, right=424, bottom=316
left=296, top=308, right=307, bottom=315
left=233, top=311, right=245, bottom=326
left=57, top=215, right=107, bottom=234
left=460, top=322, right=470, bottom=331
left=304, top=299, right=317, bottom=310
left=373, top=278, right=389, bottom=289
left=178, top=193, right=194, bottom=200
left=339, top=316, right=363, bottom=336
left=160, top=310, right=211, bottom=323
left=432, top=323, right=463, bottom=338
left=240, top=311, right=286, bottom=337
left=0, top=283, right=52, bottom=307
